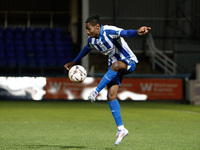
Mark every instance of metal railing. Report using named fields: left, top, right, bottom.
left=146, top=33, right=177, bottom=75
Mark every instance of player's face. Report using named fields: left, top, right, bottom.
left=85, top=23, right=100, bottom=38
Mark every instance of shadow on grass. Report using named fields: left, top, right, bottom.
left=9, top=145, right=87, bottom=149
left=6, top=145, right=116, bottom=150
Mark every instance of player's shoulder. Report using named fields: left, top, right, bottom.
left=103, top=25, right=123, bottom=31
left=103, top=25, right=123, bottom=36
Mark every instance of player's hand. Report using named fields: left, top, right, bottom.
left=137, top=26, right=151, bottom=35
left=64, top=61, right=75, bottom=70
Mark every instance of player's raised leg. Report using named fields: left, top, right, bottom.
left=88, top=61, right=127, bottom=102
left=88, top=68, right=117, bottom=102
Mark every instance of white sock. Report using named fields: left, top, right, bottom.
left=118, top=125, right=125, bottom=131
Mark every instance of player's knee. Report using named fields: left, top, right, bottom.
left=111, top=61, right=127, bottom=72
left=111, top=63, right=120, bottom=71
left=107, top=93, right=117, bottom=101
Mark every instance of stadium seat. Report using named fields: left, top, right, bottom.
left=54, top=40, right=64, bottom=46
left=16, top=51, right=26, bottom=59
left=7, top=59, right=17, bottom=67
left=24, top=40, right=34, bottom=47
left=6, top=45, right=15, bottom=51
left=46, top=46, right=54, bottom=52
left=5, top=40, right=14, bottom=47
left=28, top=60, right=37, bottom=67
left=16, top=45, right=25, bottom=52
left=57, top=58, right=67, bottom=67
left=0, top=59, right=7, bottom=66
left=5, top=27, right=13, bottom=33
left=37, top=58, right=47, bottom=67
left=15, top=33, right=23, bottom=39
left=44, top=27, right=53, bottom=39
left=15, top=27, right=23, bottom=33
left=0, top=41, right=4, bottom=47
left=0, top=27, right=3, bottom=32
left=44, top=39, right=53, bottom=46
left=0, top=31, right=3, bottom=39
left=35, top=40, right=44, bottom=46
left=15, top=28, right=23, bottom=39
left=26, top=46, right=35, bottom=53
left=35, top=45, right=44, bottom=52
left=0, top=27, right=74, bottom=69
left=0, top=50, right=5, bottom=58
left=17, top=58, right=27, bottom=67
left=15, top=39, right=24, bottom=46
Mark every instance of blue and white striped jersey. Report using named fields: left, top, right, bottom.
left=87, top=25, right=138, bottom=66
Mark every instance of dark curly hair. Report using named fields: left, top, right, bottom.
left=85, top=14, right=101, bottom=26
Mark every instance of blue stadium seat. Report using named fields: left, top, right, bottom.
left=26, top=46, right=35, bottom=53
left=57, top=58, right=66, bottom=67
left=34, top=27, right=42, bottom=33
left=0, top=45, right=4, bottom=52
left=46, top=46, right=54, bottom=52
left=0, top=31, right=3, bottom=39
left=6, top=51, right=15, bottom=58
left=0, top=40, right=4, bottom=47
left=54, top=40, right=64, bottom=46
left=44, top=39, right=53, bottom=46
left=35, top=39, right=44, bottom=46
left=37, top=58, right=47, bottom=67
left=15, top=33, right=23, bottom=39
left=24, top=40, right=34, bottom=47
left=5, top=27, right=13, bottom=33
left=0, top=27, right=74, bottom=68
left=15, top=27, right=23, bottom=33
left=7, top=59, right=17, bottom=67
left=0, top=50, right=5, bottom=58
left=55, top=46, right=65, bottom=52
left=5, top=40, right=14, bottom=47
left=18, top=58, right=27, bottom=67
left=53, top=28, right=62, bottom=33
left=16, top=45, right=25, bottom=52
left=15, top=39, right=24, bottom=46
left=53, top=28, right=62, bottom=39
left=56, top=51, right=66, bottom=57
left=24, top=27, right=32, bottom=33
left=24, top=32, right=32, bottom=40
left=6, top=45, right=15, bottom=51
left=44, top=27, right=53, bottom=39
left=33, top=28, right=43, bottom=40
left=54, top=33, right=62, bottom=39
left=46, top=51, right=56, bottom=59
left=35, top=45, right=45, bottom=52
left=28, top=60, right=37, bottom=67
left=0, top=59, right=7, bottom=66
left=4, top=28, right=13, bottom=40
left=0, top=27, right=3, bottom=32
left=46, top=58, right=57, bottom=67
left=24, top=28, right=32, bottom=40
left=16, top=51, right=26, bottom=59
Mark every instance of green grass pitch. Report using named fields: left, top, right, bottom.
left=0, top=100, right=200, bottom=150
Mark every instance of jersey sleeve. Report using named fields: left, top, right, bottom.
left=120, top=30, right=138, bottom=38
left=73, top=45, right=91, bottom=63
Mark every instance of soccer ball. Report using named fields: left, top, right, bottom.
left=68, top=65, right=87, bottom=83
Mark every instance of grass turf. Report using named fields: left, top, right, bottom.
left=0, top=100, right=200, bottom=150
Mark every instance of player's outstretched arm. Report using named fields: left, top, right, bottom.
left=137, top=26, right=151, bottom=35
left=64, top=45, right=91, bottom=70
